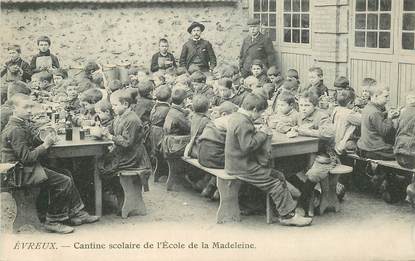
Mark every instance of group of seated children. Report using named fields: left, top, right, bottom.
left=1, top=35, right=414, bottom=233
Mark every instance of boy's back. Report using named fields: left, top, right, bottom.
left=133, top=96, right=155, bottom=124
left=357, top=102, right=394, bottom=152
left=225, top=111, right=268, bottom=175
left=150, top=101, right=170, bottom=127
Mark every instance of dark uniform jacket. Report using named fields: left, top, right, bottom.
left=1, top=116, right=48, bottom=186
left=239, top=33, right=277, bottom=77
left=1, top=57, right=32, bottom=82
left=225, top=111, right=268, bottom=176
left=150, top=52, right=176, bottom=72
left=189, top=113, right=210, bottom=158
left=394, top=106, right=415, bottom=157
left=163, top=104, right=191, bottom=135
left=99, top=109, right=151, bottom=175
left=30, top=50, right=60, bottom=74
left=357, top=102, right=395, bottom=152
left=179, top=39, right=217, bottom=71
left=133, top=96, right=155, bottom=125
left=150, top=101, right=170, bottom=128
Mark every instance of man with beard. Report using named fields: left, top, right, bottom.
left=239, top=18, right=277, bottom=78
left=179, top=22, right=217, bottom=73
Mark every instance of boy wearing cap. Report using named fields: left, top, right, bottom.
left=1, top=45, right=32, bottom=82
left=179, top=22, right=217, bottom=72
left=1, top=81, right=31, bottom=131
left=239, top=18, right=277, bottom=78
left=30, top=36, right=60, bottom=74
left=151, top=38, right=177, bottom=73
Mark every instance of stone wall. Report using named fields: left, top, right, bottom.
left=1, top=2, right=249, bottom=70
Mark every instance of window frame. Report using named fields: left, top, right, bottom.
left=351, top=0, right=395, bottom=54
left=250, top=0, right=278, bottom=42
left=399, top=0, right=415, bottom=55
left=280, top=0, right=312, bottom=47
left=248, top=0, right=312, bottom=48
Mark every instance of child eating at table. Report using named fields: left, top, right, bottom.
left=393, top=90, right=415, bottom=169
left=95, top=99, right=114, bottom=128
left=133, top=80, right=155, bottom=125
left=225, top=93, right=312, bottom=226
left=295, top=91, right=336, bottom=215
left=268, top=91, right=299, bottom=134
left=2, top=93, right=99, bottom=234
left=74, top=88, right=103, bottom=127
left=357, top=85, right=398, bottom=160
left=64, top=85, right=81, bottom=115
left=299, top=67, right=328, bottom=97
left=100, top=89, right=152, bottom=177
left=162, top=88, right=191, bottom=190
left=250, top=59, right=270, bottom=87
left=149, top=85, right=172, bottom=181
left=185, top=95, right=211, bottom=159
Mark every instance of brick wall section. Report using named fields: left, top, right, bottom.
left=0, top=3, right=249, bottom=70
left=312, top=0, right=349, bottom=88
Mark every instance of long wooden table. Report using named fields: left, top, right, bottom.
left=47, top=134, right=113, bottom=217
left=271, top=134, right=319, bottom=158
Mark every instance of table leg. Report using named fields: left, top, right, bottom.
left=93, top=156, right=102, bottom=217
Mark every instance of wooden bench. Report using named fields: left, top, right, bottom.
left=346, top=153, right=415, bottom=174
left=0, top=163, right=42, bottom=233
left=180, top=157, right=276, bottom=224
left=345, top=153, right=415, bottom=206
left=114, top=169, right=150, bottom=218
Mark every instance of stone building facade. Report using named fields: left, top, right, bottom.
left=1, top=0, right=414, bottom=105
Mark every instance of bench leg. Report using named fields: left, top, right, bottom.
left=328, top=174, right=340, bottom=212
left=319, top=175, right=340, bottom=214
left=216, top=178, right=241, bottom=224
left=166, top=159, right=181, bottom=191
left=1, top=192, right=17, bottom=233
left=119, top=175, right=147, bottom=218
left=266, top=193, right=273, bottom=224
left=318, top=177, right=330, bottom=214
left=12, top=188, right=42, bottom=233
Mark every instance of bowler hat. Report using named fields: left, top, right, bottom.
left=247, top=18, right=261, bottom=26
left=187, top=22, right=205, bottom=34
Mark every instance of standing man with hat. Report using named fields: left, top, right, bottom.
left=179, top=22, right=217, bottom=73
left=239, top=18, right=277, bottom=78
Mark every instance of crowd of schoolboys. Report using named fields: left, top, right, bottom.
left=1, top=34, right=414, bottom=233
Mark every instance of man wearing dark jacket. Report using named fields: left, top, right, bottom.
left=179, top=22, right=217, bottom=72
left=239, top=18, right=277, bottom=78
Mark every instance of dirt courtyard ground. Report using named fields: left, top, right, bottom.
left=1, top=179, right=415, bottom=261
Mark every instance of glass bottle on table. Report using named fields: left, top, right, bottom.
left=65, top=114, right=73, bottom=141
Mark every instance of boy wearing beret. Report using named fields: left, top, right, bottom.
left=30, top=36, right=60, bottom=74
left=179, top=22, right=217, bottom=72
